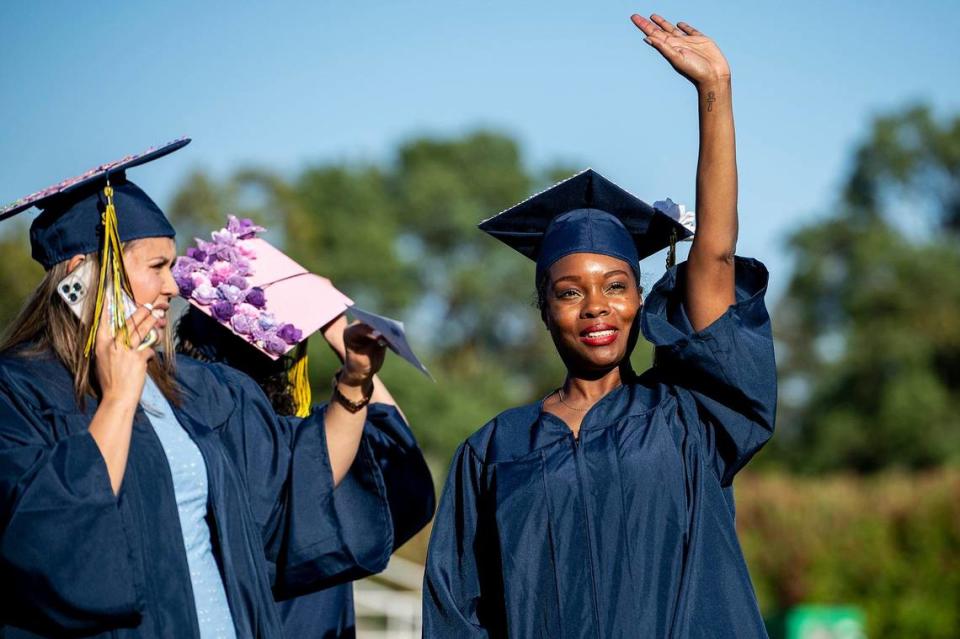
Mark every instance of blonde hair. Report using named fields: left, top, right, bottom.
left=0, top=248, right=181, bottom=407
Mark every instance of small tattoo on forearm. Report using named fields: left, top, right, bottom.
left=706, top=91, right=716, bottom=112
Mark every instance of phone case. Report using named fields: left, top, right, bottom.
left=57, top=260, right=95, bottom=318
left=57, top=260, right=137, bottom=323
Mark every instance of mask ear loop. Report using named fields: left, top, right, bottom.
left=84, top=177, right=133, bottom=357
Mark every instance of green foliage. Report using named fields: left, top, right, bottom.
left=768, top=105, right=960, bottom=473
left=736, top=469, right=960, bottom=639
left=0, top=223, right=44, bottom=329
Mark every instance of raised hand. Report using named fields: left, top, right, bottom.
left=631, top=14, right=730, bottom=87
left=341, top=320, right=387, bottom=386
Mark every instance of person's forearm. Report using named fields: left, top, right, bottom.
left=323, top=382, right=368, bottom=486
left=88, top=397, right=138, bottom=495
left=686, top=77, right=738, bottom=330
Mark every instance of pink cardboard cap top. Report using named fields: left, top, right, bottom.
left=185, top=237, right=352, bottom=360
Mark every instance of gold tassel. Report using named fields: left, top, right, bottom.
left=289, top=341, right=312, bottom=418
left=666, top=228, right=678, bottom=269
left=84, top=181, right=133, bottom=357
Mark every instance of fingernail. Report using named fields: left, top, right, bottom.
left=143, top=302, right=153, bottom=311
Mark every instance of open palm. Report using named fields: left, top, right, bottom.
left=631, top=14, right=730, bottom=86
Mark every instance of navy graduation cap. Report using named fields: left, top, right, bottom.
left=0, top=137, right=190, bottom=355
left=478, top=168, right=693, bottom=280
left=1, top=137, right=189, bottom=269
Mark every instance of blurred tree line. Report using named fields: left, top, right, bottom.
left=768, top=105, right=960, bottom=474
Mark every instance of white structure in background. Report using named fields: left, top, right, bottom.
left=354, top=556, right=424, bottom=638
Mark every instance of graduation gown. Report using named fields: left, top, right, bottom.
left=0, top=352, right=419, bottom=638
left=423, top=257, right=777, bottom=638
left=275, top=404, right=436, bottom=639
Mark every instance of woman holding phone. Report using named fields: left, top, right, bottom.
left=0, top=139, right=420, bottom=638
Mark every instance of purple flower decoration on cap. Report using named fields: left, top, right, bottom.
left=211, top=301, right=235, bottom=322
left=235, top=302, right=259, bottom=317
left=176, top=275, right=195, bottom=298
left=210, top=260, right=234, bottom=286
left=211, top=229, right=236, bottom=246
left=277, top=323, right=303, bottom=345
left=251, top=325, right=271, bottom=344
left=258, top=311, right=278, bottom=331
left=192, top=283, right=219, bottom=305
left=213, top=245, right=240, bottom=263
left=186, top=247, right=207, bottom=262
left=217, top=284, right=245, bottom=305
left=190, top=271, right=212, bottom=290
left=172, top=256, right=197, bottom=279
left=230, top=313, right=257, bottom=336
left=195, top=238, right=216, bottom=255
left=245, top=287, right=266, bottom=309
left=226, top=274, right=248, bottom=290
left=177, top=214, right=306, bottom=356
left=227, top=215, right=265, bottom=240
left=234, top=257, right=253, bottom=276
left=264, top=335, right=289, bottom=356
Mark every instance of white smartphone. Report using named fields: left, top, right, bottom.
left=57, top=259, right=137, bottom=324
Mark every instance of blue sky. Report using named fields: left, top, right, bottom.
left=2, top=1, right=958, bottom=302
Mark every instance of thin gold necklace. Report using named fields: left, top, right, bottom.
left=557, top=387, right=589, bottom=412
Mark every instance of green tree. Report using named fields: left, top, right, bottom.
left=770, top=105, right=960, bottom=472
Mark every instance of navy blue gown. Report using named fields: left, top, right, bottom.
left=0, top=351, right=431, bottom=638
left=275, top=405, right=436, bottom=639
left=423, top=258, right=776, bottom=638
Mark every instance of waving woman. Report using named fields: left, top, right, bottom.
left=423, top=13, right=775, bottom=638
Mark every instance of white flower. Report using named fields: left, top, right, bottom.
left=653, top=198, right=696, bottom=239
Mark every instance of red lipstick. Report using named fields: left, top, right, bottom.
left=580, top=323, right=619, bottom=346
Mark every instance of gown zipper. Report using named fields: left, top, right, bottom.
left=571, top=433, right=604, bottom=638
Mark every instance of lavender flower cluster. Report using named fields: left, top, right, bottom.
left=173, top=216, right=303, bottom=356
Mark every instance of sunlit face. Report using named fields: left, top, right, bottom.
left=542, top=252, right=642, bottom=374
left=122, top=237, right=179, bottom=329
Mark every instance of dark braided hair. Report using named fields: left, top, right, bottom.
left=175, top=306, right=299, bottom=416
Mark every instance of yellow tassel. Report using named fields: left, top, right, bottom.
left=84, top=181, right=133, bottom=357
left=289, top=342, right=312, bottom=418
left=666, top=228, right=678, bottom=269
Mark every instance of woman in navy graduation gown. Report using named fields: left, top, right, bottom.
left=177, top=301, right=435, bottom=638
left=0, top=139, right=422, bottom=638
left=423, top=13, right=776, bottom=638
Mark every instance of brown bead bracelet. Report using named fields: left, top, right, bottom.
left=331, top=369, right=373, bottom=413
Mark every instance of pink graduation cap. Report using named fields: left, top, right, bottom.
left=174, top=216, right=352, bottom=360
